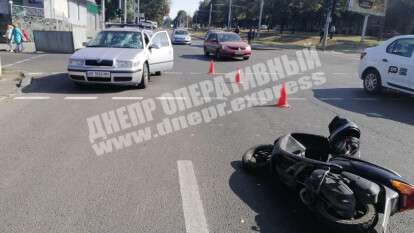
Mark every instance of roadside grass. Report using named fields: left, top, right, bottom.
left=190, top=29, right=383, bottom=52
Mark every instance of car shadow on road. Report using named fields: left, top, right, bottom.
left=180, top=54, right=211, bottom=61
left=21, top=73, right=138, bottom=94
left=229, top=160, right=379, bottom=233
left=313, top=88, right=414, bottom=126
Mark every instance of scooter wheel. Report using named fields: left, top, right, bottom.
left=242, top=144, right=273, bottom=175
left=317, top=202, right=378, bottom=233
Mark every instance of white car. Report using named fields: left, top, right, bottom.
left=171, top=29, right=191, bottom=45
left=68, top=28, right=174, bottom=88
left=359, top=35, right=414, bottom=94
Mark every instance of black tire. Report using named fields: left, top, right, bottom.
left=204, top=47, right=209, bottom=56
left=138, top=63, right=149, bottom=89
left=317, top=203, right=378, bottom=233
left=242, top=144, right=273, bottom=175
left=363, top=69, right=382, bottom=94
left=243, top=56, right=250, bottom=60
left=215, top=49, right=222, bottom=60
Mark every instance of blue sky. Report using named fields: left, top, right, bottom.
left=169, top=0, right=200, bottom=18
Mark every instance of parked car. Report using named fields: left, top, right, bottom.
left=203, top=31, right=252, bottom=60
left=359, top=35, right=414, bottom=95
left=67, top=27, right=174, bottom=88
left=171, top=29, right=192, bottom=45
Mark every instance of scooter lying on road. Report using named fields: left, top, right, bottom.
left=242, top=116, right=414, bottom=233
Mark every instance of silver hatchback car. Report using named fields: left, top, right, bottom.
left=67, top=28, right=174, bottom=88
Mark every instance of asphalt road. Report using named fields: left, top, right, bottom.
left=0, top=39, right=413, bottom=233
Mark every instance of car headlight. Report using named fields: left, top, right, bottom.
left=117, top=60, right=133, bottom=68
left=186, top=36, right=191, bottom=40
left=246, top=45, right=251, bottom=51
left=69, top=59, right=84, bottom=66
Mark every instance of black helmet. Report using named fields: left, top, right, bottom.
left=328, top=116, right=361, bottom=156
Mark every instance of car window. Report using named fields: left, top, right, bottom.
left=207, top=33, right=216, bottom=41
left=386, top=38, right=414, bottom=58
left=218, top=33, right=241, bottom=42
left=151, top=32, right=170, bottom=48
left=87, top=31, right=143, bottom=49
left=175, top=30, right=188, bottom=35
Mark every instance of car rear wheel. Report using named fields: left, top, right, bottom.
left=363, top=69, right=382, bottom=94
left=138, top=63, right=149, bottom=89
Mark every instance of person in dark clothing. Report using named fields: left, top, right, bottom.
left=247, top=28, right=254, bottom=45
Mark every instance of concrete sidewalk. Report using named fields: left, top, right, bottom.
left=0, top=42, right=36, bottom=53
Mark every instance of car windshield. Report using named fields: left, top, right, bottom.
left=175, top=30, right=188, bottom=35
left=218, top=33, right=241, bottom=42
left=87, top=31, right=143, bottom=49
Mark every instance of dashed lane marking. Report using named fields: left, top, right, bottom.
left=112, top=97, right=144, bottom=100
left=14, top=96, right=51, bottom=100
left=64, top=96, right=98, bottom=100
left=177, top=160, right=209, bottom=233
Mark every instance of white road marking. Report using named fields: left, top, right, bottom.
left=64, top=96, right=98, bottom=100
left=3, top=54, right=48, bottom=68
left=14, top=96, right=50, bottom=100
left=156, top=96, right=187, bottom=100
left=112, top=97, right=144, bottom=100
left=318, top=97, right=344, bottom=100
left=177, top=161, right=209, bottom=233
left=332, top=72, right=358, bottom=76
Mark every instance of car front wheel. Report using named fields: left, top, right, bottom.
left=138, top=63, right=149, bottom=89
left=363, top=69, right=382, bottom=94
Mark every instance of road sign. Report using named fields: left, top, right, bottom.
left=347, top=0, right=388, bottom=17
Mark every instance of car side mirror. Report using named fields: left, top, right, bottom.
left=149, top=44, right=161, bottom=50
left=82, top=42, right=89, bottom=47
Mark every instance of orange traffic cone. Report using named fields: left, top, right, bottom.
left=277, top=83, right=290, bottom=108
left=209, top=60, right=215, bottom=75
left=235, top=68, right=241, bottom=84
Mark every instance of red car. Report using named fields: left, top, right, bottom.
left=204, top=31, right=252, bottom=60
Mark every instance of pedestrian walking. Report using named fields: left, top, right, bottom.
left=330, top=25, right=336, bottom=40
left=319, top=27, right=325, bottom=43
left=247, top=28, right=254, bottom=45
left=2, top=25, right=14, bottom=52
left=11, top=24, right=24, bottom=53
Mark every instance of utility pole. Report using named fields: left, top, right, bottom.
left=118, top=0, right=122, bottom=23
left=124, top=0, right=127, bottom=23
left=257, top=0, right=264, bottom=38
left=208, top=1, right=212, bottom=28
left=227, top=0, right=232, bottom=29
left=101, top=0, right=105, bottom=28
left=321, top=0, right=334, bottom=50
left=137, top=0, right=140, bottom=23
left=361, top=15, right=369, bottom=44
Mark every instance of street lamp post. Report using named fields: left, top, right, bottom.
left=101, top=0, right=105, bottom=28
left=227, top=0, right=232, bottom=29
left=257, top=0, right=264, bottom=38
left=124, top=0, right=127, bottom=23
left=208, top=1, right=212, bottom=28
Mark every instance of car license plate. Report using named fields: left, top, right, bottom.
left=235, top=50, right=243, bottom=55
left=87, top=71, right=110, bottom=78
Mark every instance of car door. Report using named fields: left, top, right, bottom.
left=381, top=38, right=414, bottom=92
left=148, top=31, right=174, bottom=72
left=206, top=33, right=219, bottom=53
